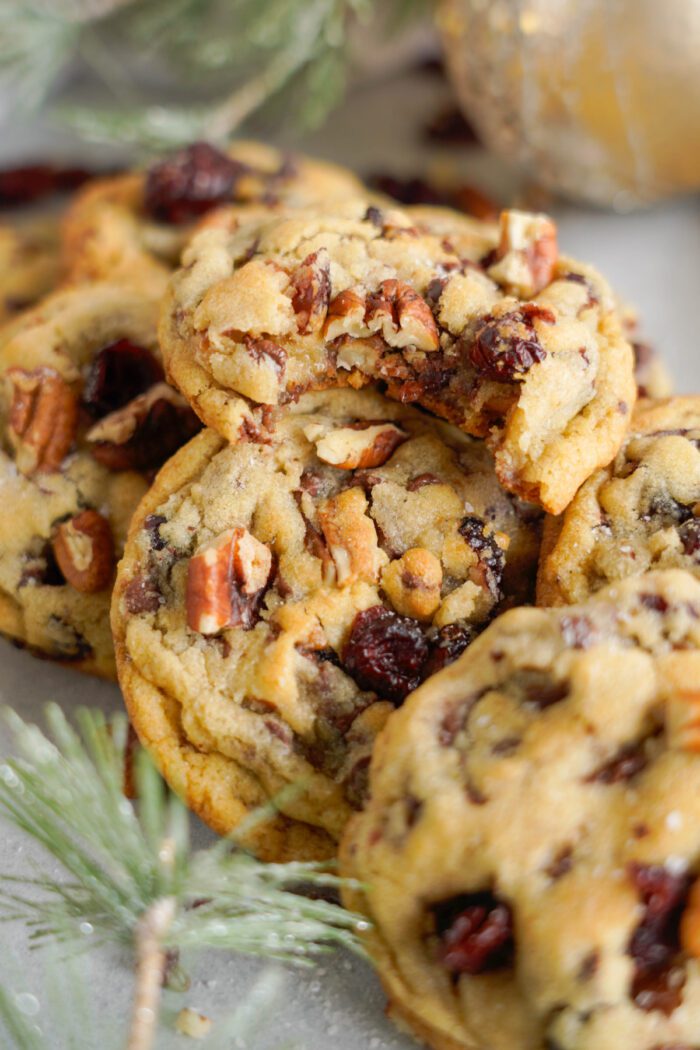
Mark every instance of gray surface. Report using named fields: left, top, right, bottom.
left=0, top=65, right=699, bottom=1048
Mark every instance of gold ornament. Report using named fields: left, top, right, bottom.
left=439, top=0, right=700, bottom=206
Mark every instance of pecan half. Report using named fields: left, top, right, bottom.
left=312, top=422, right=407, bottom=470
left=186, top=527, right=273, bottom=635
left=7, top=367, right=78, bottom=474
left=86, top=382, right=200, bottom=472
left=52, top=509, right=114, bottom=593
left=289, top=249, right=331, bottom=334
left=487, top=210, right=558, bottom=297
left=365, top=279, right=439, bottom=351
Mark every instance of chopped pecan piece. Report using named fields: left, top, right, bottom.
left=52, top=509, right=114, bottom=593
left=86, top=382, right=200, bottom=472
left=289, top=249, right=331, bottom=334
left=381, top=548, right=443, bottom=621
left=186, top=527, right=273, bottom=635
left=317, top=487, right=387, bottom=585
left=7, top=367, right=78, bottom=474
left=324, top=289, right=366, bottom=340
left=312, top=421, right=407, bottom=470
left=487, top=210, right=559, bottom=297
left=365, top=279, right=439, bottom=351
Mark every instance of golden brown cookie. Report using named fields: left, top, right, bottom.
left=341, top=569, right=700, bottom=1050
left=161, top=201, right=635, bottom=514
left=537, top=397, right=700, bottom=606
left=62, top=140, right=365, bottom=296
left=111, top=387, right=541, bottom=856
left=0, top=283, right=200, bottom=676
left=0, top=217, right=62, bottom=323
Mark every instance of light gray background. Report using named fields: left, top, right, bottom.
left=0, top=63, right=699, bottom=1048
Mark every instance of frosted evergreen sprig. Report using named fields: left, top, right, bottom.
left=0, top=0, right=428, bottom=150
left=0, top=704, right=367, bottom=1049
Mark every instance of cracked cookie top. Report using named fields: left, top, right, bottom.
left=161, top=200, right=635, bottom=514
left=340, top=569, right=700, bottom=1050
left=0, top=283, right=200, bottom=676
left=62, top=140, right=365, bottom=296
left=538, top=398, right=700, bottom=606
left=111, top=387, right=541, bottom=856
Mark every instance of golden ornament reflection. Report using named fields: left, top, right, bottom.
left=439, top=0, right=700, bottom=206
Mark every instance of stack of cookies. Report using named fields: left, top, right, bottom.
left=1, top=141, right=698, bottom=1050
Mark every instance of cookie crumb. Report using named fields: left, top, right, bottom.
left=175, top=1007, right=213, bottom=1039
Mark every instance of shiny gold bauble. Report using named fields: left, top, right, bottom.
left=439, top=0, right=700, bottom=206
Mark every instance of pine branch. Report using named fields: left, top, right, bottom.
left=0, top=0, right=430, bottom=148
left=0, top=705, right=368, bottom=1050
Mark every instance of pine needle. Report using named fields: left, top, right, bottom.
left=0, top=705, right=369, bottom=1049
left=0, top=704, right=367, bottom=962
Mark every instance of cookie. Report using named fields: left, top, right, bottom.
left=537, top=397, right=700, bottom=606
left=0, top=283, right=200, bottom=677
left=340, top=569, right=700, bottom=1050
left=161, top=201, right=635, bottom=514
left=633, top=340, right=673, bottom=399
left=0, top=217, right=61, bottom=323
left=618, top=304, right=673, bottom=399
left=62, top=140, right=365, bottom=296
left=111, top=386, right=541, bottom=855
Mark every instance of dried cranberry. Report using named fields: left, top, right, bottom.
left=679, top=519, right=700, bottom=558
left=640, top=593, right=670, bottom=614
left=367, top=171, right=496, bottom=220
left=123, top=573, right=162, bottom=615
left=368, top=173, right=445, bottom=207
left=363, top=205, right=384, bottom=227
left=587, top=740, right=650, bottom=784
left=510, top=668, right=569, bottom=710
left=467, top=306, right=553, bottom=382
left=425, top=277, right=448, bottom=307
left=628, top=863, right=691, bottom=1014
left=342, top=605, right=428, bottom=703
left=424, top=104, right=480, bottom=146
left=19, top=541, right=65, bottom=587
left=433, top=892, right=514, bottom=975
left=144, top=514, right=167, bottom=551
left=91, top=397, right=201, bottom=472
left=0, top=163, right=93, bottom=207
left=82, top=340, right=164, bottom=418
left=144, top=142, right=248, bottom=224
left=459, top=515, right=505, bottom=598
left=423, top=623, right=475, bottom=678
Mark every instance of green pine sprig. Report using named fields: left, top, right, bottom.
left=0, top=704, right=368, bottom=1050
left=0, top=0, right=429, bottom=150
